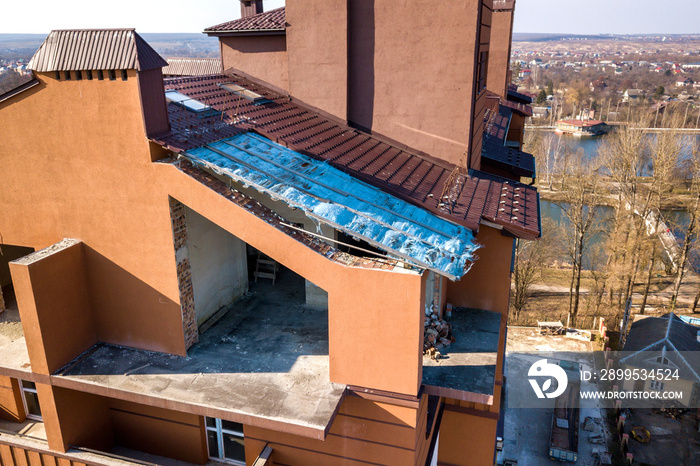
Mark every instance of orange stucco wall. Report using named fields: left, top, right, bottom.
left=109, top=398, right=208, bottom=464
left=487, top=9, right=514, bottom=98
left=0, top=376, right=25, bottom=422
left=38, top=384, right=114, bottom=453
left=243, top=394, right=433, bottom=465
left=0, top=71, right=426, bottom=396
left=346, top=0, right=481, bottom=165
left=10, top=241, right=97, bottom=375
left=286, top=0, right=348, bottom=120
left=218, top=0, right=489, bottom=166
left=447, top=225, right=513, bottom=314
left=438, top=407, right=497, bottom=466
left=220, top=35, right=289, bottom=91
left=0, top=72, right=187, bottom=356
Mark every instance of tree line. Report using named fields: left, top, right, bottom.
left=513, top=108, right=700, bottom=328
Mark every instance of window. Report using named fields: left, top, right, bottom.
left=205, top=417, right=245, bottom=465
left=64, top=71, right=71, bottom=80
left=20, top=380, right=42, bottom=421
left=97, top=70, right=104, bottom=80
left=55, top=71, right=60, bottom=80
left=86, top=70, right=93, bottom=80
left=650, top=380, right=664, bottom=391
left=121, top=69, right=128, bottom=81
left=108, top=70, right=116, bottom=81
left=75, top=70, right=82, bottom=80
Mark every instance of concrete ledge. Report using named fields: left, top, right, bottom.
left=422, top=308, right=501, bottom=403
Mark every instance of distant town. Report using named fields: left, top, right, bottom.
left=510, top=33, right=700, bottom=126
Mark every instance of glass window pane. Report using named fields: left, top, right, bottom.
left=21, top=380, right=36, bottom=390
left=207, top=430, right=220, bottom=458
left=24, top=392, right=41, bottom=418
left=223, top=433, right=245, bottom=462
left=205, top=417, right=216, bottom=428
left=221, top=420, right=243, bottom=434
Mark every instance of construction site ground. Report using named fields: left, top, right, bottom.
left=624, top=407, right=700, bottom=466
left=502, top=327, right=609, bottom=465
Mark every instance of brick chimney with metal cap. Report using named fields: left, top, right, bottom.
left=240, top=0, right=263, bottom=18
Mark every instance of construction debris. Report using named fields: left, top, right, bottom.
left=423, top=305, right=455, bottom=360
left=631, top=426, right=651, bottom=444
left=654, top=407, right=688, bottom=420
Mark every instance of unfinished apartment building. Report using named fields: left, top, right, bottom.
left=0, top=1, right=537, bottom=465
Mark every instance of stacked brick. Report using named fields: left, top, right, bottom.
left=169, top=197, right=199, bottom=349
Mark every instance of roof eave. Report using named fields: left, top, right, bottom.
left=204, top=29, right=286, bottom=37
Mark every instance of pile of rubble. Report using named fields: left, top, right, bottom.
left=423, top=305, right=455, bottom=360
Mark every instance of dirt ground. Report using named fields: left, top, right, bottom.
left=510, top=266, right=700, bottom=329
left=624, top=408, right=700, bottom=466
left=0, top=288, right=23, bottom=344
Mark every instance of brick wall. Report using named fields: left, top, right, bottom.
left=169, top=198, right=198, bottom=349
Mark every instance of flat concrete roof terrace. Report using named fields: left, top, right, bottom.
left=422, top=308, right=501, bottom=404
left=0, top=291, right=32, bottom=378
left=54, top=270, right=344, bottom=440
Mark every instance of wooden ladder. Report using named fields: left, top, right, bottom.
left=254, top=253, right=279, bottom=284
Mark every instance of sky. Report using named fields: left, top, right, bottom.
left=1, top=0, right=699, bottom=35
left=512, top=0, right=700, bottom=35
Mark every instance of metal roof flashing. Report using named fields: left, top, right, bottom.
left=182, top=133, right=480, bottom=280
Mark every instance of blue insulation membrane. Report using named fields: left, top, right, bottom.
left=183, top=133, right=480, bottom=280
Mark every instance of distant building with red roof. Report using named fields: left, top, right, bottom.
left=555, top=119, right=609, bottom=136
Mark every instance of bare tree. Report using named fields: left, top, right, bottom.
left=670, top=138, right=700, bottom=310
left=511, top=219, right=560, bottom=319
left=556, top=148, right=602, bottom=327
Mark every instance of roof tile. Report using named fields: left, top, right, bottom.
left=29, top=29, right=167, bottom=72
left=205, top=8, right=286, bottom=34
left=153, top=73, right=540, bottom=240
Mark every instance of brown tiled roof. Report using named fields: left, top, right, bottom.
left=28, top=29, right=167, bottom=72
left=500, top=98, right=533, bottom=117
left=0, top=78, right=39, bottom=104
left=153, top=73, right=540, bottom=240
left=204, top=7, right=286, bottom=34
left=163, top=58, right=222, bottom=76
left=481, top=135, right=536, bottom=178
left=481, top=93, right=536, bottom=177
left=506, top=83, right=533, bottom=105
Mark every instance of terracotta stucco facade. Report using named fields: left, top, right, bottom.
left=0, top=0, right=532, bottom=464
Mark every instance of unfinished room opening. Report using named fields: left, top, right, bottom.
left=0, top=244, right=34, bottom=317
left=171, top=200, right=330, bottom=370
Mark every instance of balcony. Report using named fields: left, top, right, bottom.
left=54, top=267, right=343, bottom=440
left=422, top=308, right=501, bottom=404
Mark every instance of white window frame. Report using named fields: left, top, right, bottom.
left=19, top=380, right=42, bottom=421
left=205, top=417, right=245, bottom=465
left=649, top=379, right=665, bottom=391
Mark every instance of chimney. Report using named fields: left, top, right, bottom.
left=240, top=0, right=263, bottom=18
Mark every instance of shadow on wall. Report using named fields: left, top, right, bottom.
left=83, top=245, right=185, bottom=356
left=348, top=0, right=375, bottom=133
left=58, top=266, right=330, bottom=377
left=223, top=35, right=286, bottom=54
